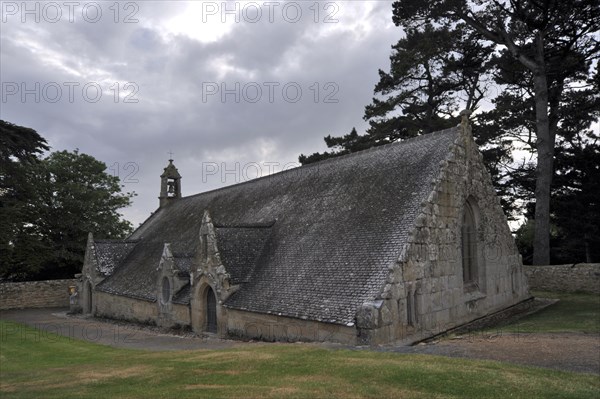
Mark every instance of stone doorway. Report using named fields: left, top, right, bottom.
left=206, top=287, right=217, bottom=333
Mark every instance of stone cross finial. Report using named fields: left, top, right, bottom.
left=168, top=150, right=174, bottom=161
left=460, top=109, right=472, bottom=128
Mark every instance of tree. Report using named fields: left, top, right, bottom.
left=551, top=71, right=600, bottom=262
left=32, top=150, right=136, bottom=278
left=299, top=127, right=383, bottom=164
left=0, top=120, right=49, bottom=163
left=391, top=0, right=600, bottom=265
left=552, top=131, right=600, bottom=262
left=481, top=53, right=600, bottom=263
left=0, top=120, right=135, bottom=280
left=0, top=120, right=49, bottom=280
left=514, top=131, right=600, bottom=264
left=299, top=23, right=494, bottom=164
left=364, top=23, right=493, bottom=138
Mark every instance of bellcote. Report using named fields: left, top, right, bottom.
left=159, top=159, right=182, bottom=207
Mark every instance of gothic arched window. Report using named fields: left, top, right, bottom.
left=161, top=277, right=171, bottom=304
left=461, top=201, right=478, bottom=287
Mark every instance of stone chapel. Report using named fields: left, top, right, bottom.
left=77, top=115, right=530, bottom=345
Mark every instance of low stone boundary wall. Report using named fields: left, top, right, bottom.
left=524, top=264, right=600, bottom=294
left=0, top=279, right=77, bottom=310
left=419, top=296, right=554, bottom=343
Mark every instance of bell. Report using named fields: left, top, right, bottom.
left=167, top=182, right=175, bottom=194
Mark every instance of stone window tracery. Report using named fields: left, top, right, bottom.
left=462, top=200, right=478, bottom=289
left=161, top=277, right=171, bottom=304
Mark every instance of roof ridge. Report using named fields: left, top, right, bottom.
left=182, top=126, right=460, bottom=200
left=129, top=207, right=162, bottom=238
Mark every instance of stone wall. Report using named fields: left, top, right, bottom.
left=94, top=291, right=158, bottom=325
left=158, top=303, right=190, bottom=328
left=524, top=264, right=600, bottom=294
left=226, top=308, right=357, bottom=344
left=0, top=279, right=76, bottom=310
left=363, top=126, right=530, bottom=345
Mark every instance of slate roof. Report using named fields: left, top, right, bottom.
left=93, top=240, right=138, bottom=276
left=97, top=241, right=163, bottom=300
left=173, top=256, right=194, bottom=274
left=215, top=226, right=274, bottom=284
left=172, top=283, right=191, bottom=304
left=96, top=127, right=461, bottom=325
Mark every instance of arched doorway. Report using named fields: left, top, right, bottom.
left=206, top=287, right=217, bottom=333
left=86, top=281, right=93, bottom=314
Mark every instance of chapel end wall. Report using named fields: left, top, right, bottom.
left=362, top=131, right=530, bottom=345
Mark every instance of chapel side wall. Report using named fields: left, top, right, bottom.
left=94, top=291, right=158, bottom=325
left=371, top=130, right=530, bottom=344
left=172, top=303, right=191, bottom=325
left=226, top=309, right=357, bottom=345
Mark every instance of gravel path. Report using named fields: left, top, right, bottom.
left=385, top=332, right=600, bottom=374
left=0, top=308, right=243, bottom=351
left=2, top=308, right=598, bottom=374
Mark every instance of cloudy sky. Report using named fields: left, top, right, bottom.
left=2, top=1, right=403, bottom=226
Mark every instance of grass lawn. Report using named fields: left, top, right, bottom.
left=1, top=320, right=599, bottom=399
left=496, top=291, right=600, bottom=334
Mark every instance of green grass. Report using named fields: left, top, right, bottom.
left=497, top=291, right=600, bottom=334
left=1, top=320, right=599, bottom=398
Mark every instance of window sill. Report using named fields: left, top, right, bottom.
left=464, top=290, right=486, bottom=302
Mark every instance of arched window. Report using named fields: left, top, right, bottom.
left=161, top=277, right=171, bottom=304
left=202, top=233, right=209, bottom=262
left=461, top=201, right=478, bottom=287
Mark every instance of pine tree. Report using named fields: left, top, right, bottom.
left=299, top=23, right=494, bottom=164
left=391, top=0, right=600, bottom=264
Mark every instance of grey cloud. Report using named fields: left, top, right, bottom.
left=1, top=0, right=399, bottom=226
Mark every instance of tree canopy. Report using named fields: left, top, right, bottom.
left=299, top=0, right=600, bottom=264
left=392, top=0, right=599, bottom=264
left=0, top=120, right=135, bottom=281
left=300, top=21, right=494, bottom=163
